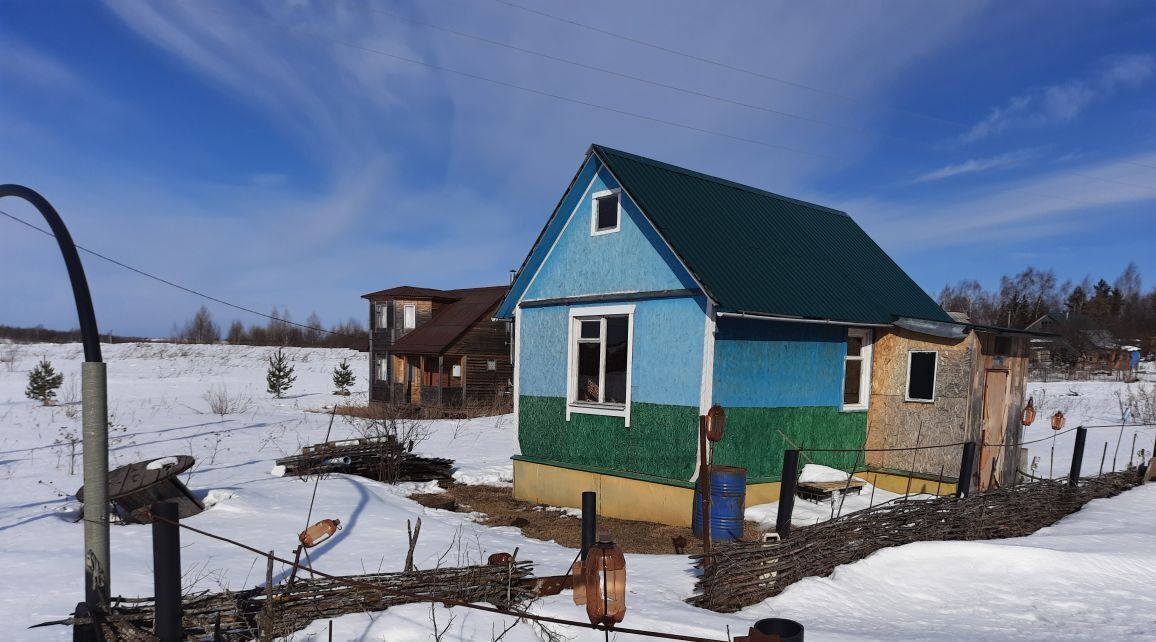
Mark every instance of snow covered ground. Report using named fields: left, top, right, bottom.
left=1, top=342, right=1153, bottom=641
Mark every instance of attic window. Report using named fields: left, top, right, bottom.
left=591, top=189, right=620, bottom=235
left=403, top=304, right=416, bottom=329
left=906, top=351, right=938, bottom=402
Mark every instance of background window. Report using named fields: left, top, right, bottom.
left=907, top=351, right=938, bottom=401
left=403, top=304, right=416, bottom=329
left=593, top=191, right=619, bottom=233
left=375, top=303, right=388, bottom=329
left=486, top=360, right=497, bottom=371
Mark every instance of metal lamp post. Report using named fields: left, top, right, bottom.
left=0, top=185, right=110, bottom=609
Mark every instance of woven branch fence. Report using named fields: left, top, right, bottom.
left=689, top=470, right=1143, bottom=612
left=56, top=561, right=534, bottom=641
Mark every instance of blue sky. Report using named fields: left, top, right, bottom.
left=1, top=0, right=1154, bottom=336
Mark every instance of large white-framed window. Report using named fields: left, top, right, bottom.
left=566, top=304, right=634, bottom=425
left=375, top=303, right=388, bottom=330
left=403, top=304, right=417, bottom=329
left=842, top=328, right=873, bottom=411
left=375, top=356, right=388, bottom=382
left=905, top=350, right=938, bottom=402
left=590, top=188, right=621, bottom=236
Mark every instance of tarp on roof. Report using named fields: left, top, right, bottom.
left=581, top=145, right=953, bottom=325
left=390, top=286, right=508, bottom=355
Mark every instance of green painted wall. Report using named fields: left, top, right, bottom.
left=518, top=395, right=698, bottom=481
left=519, top=397, right=867, bottom=483
left=711, top=407, right=867, bottom=481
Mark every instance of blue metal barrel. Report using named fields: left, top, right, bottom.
left=691, top=466, right=747, bottom=540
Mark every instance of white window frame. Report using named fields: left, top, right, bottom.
left=905, top=350, right=938, bottom=403
left=842, top=328, right=873, bottom=411
left=375, top=303, right=388, bottom=330
left=590, top=188, right=622, bottom=236
left=376, top=357, right=388, bottom=382
left=403, top=304, right=417, bottom=329
left=566, top=304, right=634, bottom=426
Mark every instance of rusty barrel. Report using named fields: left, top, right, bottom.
left=692, top=466, right=747, bottom=541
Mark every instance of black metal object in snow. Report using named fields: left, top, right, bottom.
left=957, top=442, right=977, bottom=498
left=1069, top=427, right=1088, bottom=487
left=76, top=456, right=204, bottom=524
left=0, top=185, right=102, bottom=363
left=775, top=450, right=800, bottom=540
left=71, top=602, right=104, bottom=642
left=581, top=491, right=596, bottom=561
left=151, top=502, right=182, bottom=642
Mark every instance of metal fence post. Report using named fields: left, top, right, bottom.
left=580, top=491, right=596, bottom=560
left=1069, top=427, right=1087, bottom=487
left=957, top=442, right=976, bottom=498
left=152, top=502, right=182, bottom=642
left=775, top=450, right=800, bottom=540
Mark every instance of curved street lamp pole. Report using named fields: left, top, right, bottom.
left=0, top=185, right=110, bottom=610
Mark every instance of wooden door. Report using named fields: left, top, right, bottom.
left=978, top=370, right=1009, bottom=491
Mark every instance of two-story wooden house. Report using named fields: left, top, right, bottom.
left=362, top=285, right=512, bottom=408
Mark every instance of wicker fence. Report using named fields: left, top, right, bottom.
left=689, top=469, right=1143, bottom=612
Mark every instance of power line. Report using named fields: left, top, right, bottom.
left=0, top=208, right=358, bottom=339
left=486, top=0, right=1156, bottom=175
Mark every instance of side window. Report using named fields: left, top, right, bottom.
left=842, top=329, right=872, bottom=410
left=591, top=189, right=620, bottom=235
left=906, top=351, right=938, bottom=402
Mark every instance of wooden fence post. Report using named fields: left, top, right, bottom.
left=151, top=501, right=182, bottom=642
left=775, top=450, right=800, bottom=540
left=957, top=442, right=976, bottom=498
left=1069, top=427, right=1087, bottom=487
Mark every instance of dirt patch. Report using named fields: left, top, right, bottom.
left=411, top=483, right=767, bottom=555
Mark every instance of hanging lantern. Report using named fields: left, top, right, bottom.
left=584, top=530, right=626, bottom=626
left=1022, top=397, right=1036, bottom=426
left=706, top=404, right=726, bottom=442
left=299, top=518, right=341, bottom=548
left=1050, top=411, right=1065, bottom=431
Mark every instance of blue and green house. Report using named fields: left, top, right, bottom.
left=496, top=145, right=1007, bottom=526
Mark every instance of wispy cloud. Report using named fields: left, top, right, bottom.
left=913, top=149, right=1034, bottom=183
left=960, top=53, right=1156, bottom=143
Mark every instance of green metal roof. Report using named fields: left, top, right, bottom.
left=592, top=144, right=952, bottom=325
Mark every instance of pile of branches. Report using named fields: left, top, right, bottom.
left=53, top=561, right=535, bottom=641
left=276, top=435, right=454, bottom=482
left=691, top=470, right=1142, bottom=612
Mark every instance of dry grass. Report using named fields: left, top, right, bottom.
left=411, top=483, right=766, bottom=556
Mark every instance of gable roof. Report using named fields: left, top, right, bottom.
left=588, top=145, right=952, bottom=324
left=362, top=285, right=462, bottom=301
left=388, top=286, right=508, bottom=355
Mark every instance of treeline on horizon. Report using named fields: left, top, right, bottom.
left=938, top=262, right=1155, bottom=341
left=172, top=306, right=368, bottom=350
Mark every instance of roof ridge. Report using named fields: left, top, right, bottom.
left=591, top=144, right=850, bottom=218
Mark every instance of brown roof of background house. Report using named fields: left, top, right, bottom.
left=389, top=286, right=508, bottom=354
left=361, top=285, right=463, bottom=301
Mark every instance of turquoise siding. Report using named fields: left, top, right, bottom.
left=712, top=318, right=847, bottom=408
left=521, top=163, right=698, bottom=302
left=519, top=296, right=707, bottom=407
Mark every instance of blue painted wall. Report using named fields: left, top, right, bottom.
left=711, top=318, right=847, bottom=408
left=519, top=296, right=707, bottom=407
left=520, top=163, right=698, bottom=302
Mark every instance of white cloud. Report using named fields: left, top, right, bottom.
left=913, top=149, right=1034, bottom=183
left=960, top=54, right=1156, bottom=143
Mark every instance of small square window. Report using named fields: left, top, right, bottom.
left=591, top=189, right=620, bottom=234
left=906, top=351, right=937, bottom=402
left=486, top=360, right=497, bottom=371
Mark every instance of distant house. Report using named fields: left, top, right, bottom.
left=496, top=145, right=1034, bottom=526
left=362, top=286, right=512, bottom=408
left=1025, top=312, right=1128, bottom=371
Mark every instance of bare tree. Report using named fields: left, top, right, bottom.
left=175, top=306, right=220, bottom=344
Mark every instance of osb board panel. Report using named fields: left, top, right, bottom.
left=711, top=406, right=867, bottom=481
left=867, top=329, right=976, bottom=478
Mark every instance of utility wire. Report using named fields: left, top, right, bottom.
left=486, top=0, right=1156, bottom=175
left=0, top=207, right=359, bottom=339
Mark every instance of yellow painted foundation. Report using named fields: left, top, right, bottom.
left=513, top=459, right=782, bottom=527
left=853, top=469, right=957, bottom=496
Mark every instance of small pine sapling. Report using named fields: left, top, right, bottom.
left=26, top=358, right=65, bottom=405
left=332, top=358, right=356, bottom=395
left=266, top=348, right=296, bottom=399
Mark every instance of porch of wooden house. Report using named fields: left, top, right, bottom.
left=397, top=353, right=466, bottom=407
